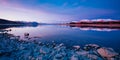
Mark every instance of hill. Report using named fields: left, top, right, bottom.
left=0, top=19, right=23, bottom=24
left=0, top=18, right=38, bottom=25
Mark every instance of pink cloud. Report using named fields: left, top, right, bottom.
left=0, top=0, right=9, bottom=5
left=0, top=0, right=21, bottom=7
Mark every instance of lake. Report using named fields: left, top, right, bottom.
left=4, top=25, right=120, bottom=52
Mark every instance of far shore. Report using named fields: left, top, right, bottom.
left=63, top=20, right=120, bottom=28
left=0, top=24, right=26, bottom=25
left=67, top=24, right=120, bottom=28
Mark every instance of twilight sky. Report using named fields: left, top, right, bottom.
left=0, top=0, right=120, bottom=23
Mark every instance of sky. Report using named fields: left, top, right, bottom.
left=0, top=0, right=120, bottom=23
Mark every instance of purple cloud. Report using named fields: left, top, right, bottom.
left=0, top=0, right=119, bottom=23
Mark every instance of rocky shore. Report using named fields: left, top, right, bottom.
left=0, top=30, right=120, bottom=60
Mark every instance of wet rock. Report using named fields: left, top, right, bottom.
left=84, top=46, right=91, bottom=51
left=36, top=56, right=43, bottom=60
left=54, top=43, right=64, bottom=50
left=59, top=43, right=64, bottom=47
left=87, top=54, right=99, bottom=60
left=86, top=44, right=100, bottom=49
left=84, top=44, right=100, bottom=51
left=0, top=29, right=11, bottom=33
left=70, top=55, right=79, bottom=60
left=10, top=36, right=20, bottom=40
left=54, top=54, right=63, bottom=60
left=73, top=45, right=80, bottom=50
left=24, top=33, right=29, bottom=38
left=0, top=30, right=8, bottom=33
left=24, top=33, right=29, bottom=36
left=40, top=47, right=51, bottom=54
left=76, top=51, right=89, bottom=56
left=97, top=47, right=119, bottom=59
left=46, top=43, right=50, bottom=47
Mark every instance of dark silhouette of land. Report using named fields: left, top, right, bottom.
left=0, top=18, right=38, bottom=25
left=66, top=20, right=120, bottom=29
left=0, top=18, right=39, bottom=29
left=0, top=19, right=23, bottom=24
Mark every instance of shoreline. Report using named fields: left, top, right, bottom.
left=0, top=30, right=120, bottom=60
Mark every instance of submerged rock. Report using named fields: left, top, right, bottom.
left=0, top=29, right=11, bottom=33
left=24, top=33, right=29, bottom=36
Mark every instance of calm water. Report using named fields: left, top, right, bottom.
left=6, top=25, right=120, bottom=52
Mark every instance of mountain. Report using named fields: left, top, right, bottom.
left=67, top=20, right=120, bottom=28
left=0, top=18, right=39, bottom=25
left=0, top=19, right=23, bottom=24
left=0, top=18, right=39, bottom=29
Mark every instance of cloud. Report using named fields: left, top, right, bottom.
left=38, top=5, right=116, bottom=20
left=0, top=0, right=119, bottom=23
left=80, top=19, right=119, bottom=21
left=0, top=5, right=73, bottom=23
left=0, top=0, right=23, bottom=8
left=0, top=0, right=9, bottom=5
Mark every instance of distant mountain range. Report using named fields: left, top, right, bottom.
left=0, top=19, right=23, bottom=24
left=0, top=18, right=38, bottom=25
left=0, top=18, right=39, bottom=29
left=69, top=20, right=120, bottom=24
left=66, top=20, right=120, bottom=28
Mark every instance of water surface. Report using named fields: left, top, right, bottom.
left=5, top=25, right=120, bottom=52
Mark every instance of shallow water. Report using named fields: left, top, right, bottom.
left=5, top=25, right=120, bottom=52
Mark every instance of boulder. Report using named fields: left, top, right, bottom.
left=97, top=47, right=118, bottom=58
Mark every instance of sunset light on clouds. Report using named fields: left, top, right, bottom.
left=0, top=0, right=120, bottom=23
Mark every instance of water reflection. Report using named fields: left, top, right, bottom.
left=0, top=24, right=38, bottom=29
left=69, top=25, right=120, bottom=31
left=0, top=30, right=119, bottom=60
left=0, top=25, right=120, bottom=53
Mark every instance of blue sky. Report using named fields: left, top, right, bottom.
left=0, top=0, right=120, bottom=23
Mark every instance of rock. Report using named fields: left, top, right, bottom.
left=84, top=46, right=91, bottom=51
left=97, top=47, right=119, bottom=58
left=76, top=51, right=89, bottom=56
left=86, top=44, right=100, bottom=49
left=54, top=54, right=63, bottom=60
left=84, top=44, right=100, bottom=51
left=10, top=36, right=20, bottom=40
left=70, top=55, right=79, bottom=60
left=0, top=33, right=120, bottom=60
left=0, top=30, right=9, bottom=33
left=36, top=56, right=43, bottom=60
left=40, top=47, right=50, bottom=54
left=9, top=29, right=12, bottom=31
left=46, top=43, right=50, bottom=47
left=87, top=54, right=98, bottom=60
left=24, top=33, right=29, bottom=38
left=73, top=46, right=80, bottom=49
left=54, top=43, right=64, bottom=50
left=59, top=43, right=64, bottom=47
left=24, top=33, right=29, bottom=36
